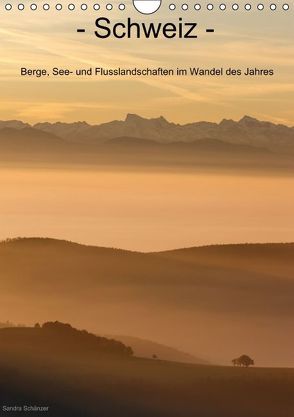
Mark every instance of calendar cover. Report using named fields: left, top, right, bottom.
left=0, top=1, right=293, bottom=416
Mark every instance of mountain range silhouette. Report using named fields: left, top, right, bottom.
left=0, top=114, right=293, bottom=170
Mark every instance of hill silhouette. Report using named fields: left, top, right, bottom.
left=0, top=115, right=293, bottom=171
left=0, top=127, right=65, bottom=151
left=0, top=320, right=294, bottom=417
left=0, top=322, right=133, bottom=359
left=1, top=237, right=294, bottom=366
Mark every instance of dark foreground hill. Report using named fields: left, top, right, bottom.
left=0, top=321, right=205, bottom=364
left=1, top=238, right=294, bottom=366
left=0, top=323, right=294, bottom=417
left=0, top=115, right=294, bottom=172
left=108, top=335, right=209, bottom=364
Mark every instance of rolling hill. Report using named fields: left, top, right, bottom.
left=34, top=114, right=294, bottom=153
left=108, top=335, right=209, bottom=364
left=1, top=113, right=294, bottom=154
left=1, top=238, right=294, bottom=366
left=0, top=322, right=293, bottom=417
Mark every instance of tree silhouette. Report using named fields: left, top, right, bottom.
left=232, top=355, right=254, bottom=367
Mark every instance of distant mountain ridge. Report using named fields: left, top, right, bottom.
left=0, top=114, right=294, bottom=153
left=0, top=126, right=65, bottom=151
left=1, top=237, right=294, bottom=366
left=109, top=335, right=209, bottom=364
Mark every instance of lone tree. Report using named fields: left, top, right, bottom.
left=232, top=355, right=254, bottom=367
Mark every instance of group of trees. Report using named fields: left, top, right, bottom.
left=232, top=355, right=254, bottom=367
